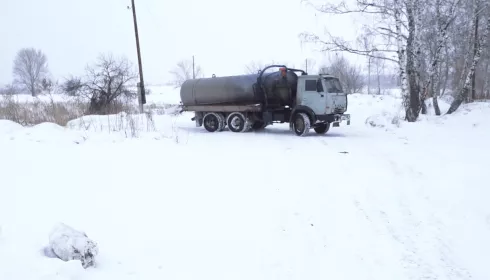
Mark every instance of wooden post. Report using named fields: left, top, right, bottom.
left=131, top=0, right=146, bottom=107
left=137, top=82, right=143, bottom=113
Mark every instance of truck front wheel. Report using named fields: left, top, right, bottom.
left=292, top=113, right=310, bottom=136
left=314, top=123, right=330, bottom=134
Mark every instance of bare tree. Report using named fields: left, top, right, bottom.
left=372, top=52, right=387, bottom=95
left=169, top=59, right=203, bottom=87
left=299, top=0, right=474, bottom=118
left=300, top=0, right=420, bottom=120
left=417, top=0, right=462, bottom=115
left=12, top=48, right=49, bottom=96
left=319, top=54, right=364, bottom=94
left=357, top=29, right=375, bottom=94
left=80, top=53, right=138, bottom=114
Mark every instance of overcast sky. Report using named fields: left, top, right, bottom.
left=1, top=0, right=369, bottom=86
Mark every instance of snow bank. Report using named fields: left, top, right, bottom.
left=0, top=120, right=23, bottom=134
left=347, top=93, right=404, bottom=130
left=2, top=122, right=87, bottom=144
left=65, top=112, right=189, bottom=142
left=348, top=92, right=473, bottom=131
left=365, top=111, right=401, bottom=129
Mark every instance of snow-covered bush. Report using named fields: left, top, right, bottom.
left=365, top=112, right=401, bottom=129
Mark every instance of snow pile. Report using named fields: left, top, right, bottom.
left=347, top=93, right=404, bottom=129
left=365, top=111, right=401, bottom=129
left=0, top=122, right=86, bottom=144
left=43, top=223, right=99, bottom=269
left=348, top=91, right=463, bottom=131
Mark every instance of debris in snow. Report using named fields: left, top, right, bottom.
left=365, top=112, right=401, bottom=129
left=43, top=223, right=99, bottom=269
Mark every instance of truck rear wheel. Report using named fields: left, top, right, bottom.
left=314, top=123, right=330, bottom=134
left=203, top=112, right=224, bottom=132
left=292, top=113, right=310, bottom=136
left=216, top=113, right=226, bottom=131
left=227, top=112, right=251, bottom=133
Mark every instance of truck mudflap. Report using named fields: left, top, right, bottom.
left=192, top=115, right=203, bottom=127
left=332, top=114, right=350, bottom=127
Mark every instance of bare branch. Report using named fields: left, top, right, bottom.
left=301, top=32, right=399, bottom=63
left=80, top=53, right=138, bottom=114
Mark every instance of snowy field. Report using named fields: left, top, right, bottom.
left=0, top=84, right=182, bottom=106
left=1, top=90, right=490, bottom=280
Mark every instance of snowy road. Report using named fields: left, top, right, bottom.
left=1, top=95, right=489, bottom=279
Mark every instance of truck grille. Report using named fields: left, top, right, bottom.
left=333, top=107, right=344, bottom=114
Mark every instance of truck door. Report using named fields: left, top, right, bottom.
left=299, top=79, right=325, bottom=115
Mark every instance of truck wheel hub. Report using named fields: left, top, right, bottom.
left=230, top=116, right=242, bottom=129
left=295, top=119, right=304, bottom=131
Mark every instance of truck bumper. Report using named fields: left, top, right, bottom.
left=316, top=114, right=350, bottom=126
left=332, top=114, right=350, bottom=127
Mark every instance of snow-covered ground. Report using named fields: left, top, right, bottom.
left=1, top=91, right=490, bottom=280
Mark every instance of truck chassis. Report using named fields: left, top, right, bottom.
left=185, top=104, right=351, bottom=136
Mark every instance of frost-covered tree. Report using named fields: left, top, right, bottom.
left=300, top=0, right=489, bottom=118
left=300, top=0, right=420, bottom=121
left=319, top=54, right=364, bottom=94
left=12, top=48, right=49, bottom=96
left=169, top=59, right=203, bottom=87
left=447, top=0, right=490, bottom=113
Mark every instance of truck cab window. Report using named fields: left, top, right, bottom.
left=305, top=80, right=317, bottom=91
left=324, top=78, right=343, bottom=93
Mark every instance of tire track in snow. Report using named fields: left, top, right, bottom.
left=352, top=137, right=474, bottom=280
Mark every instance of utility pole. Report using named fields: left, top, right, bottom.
left=131, top=0, right=146, bottom=111
left=192, top=55, right=196, bottom=79
left=305, top=58, right=308, bottom=73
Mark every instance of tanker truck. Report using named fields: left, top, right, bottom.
left=179, top=65, right=351, bottom=136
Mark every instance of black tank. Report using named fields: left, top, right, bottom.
left=180, top=70, right=299, bottom=107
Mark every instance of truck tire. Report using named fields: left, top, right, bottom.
left=203, top=112, right=223, bottom=132
left=216, top=113, right=226, bottom=131
left=314, top=123, right=330, bottom=134
left=227, top=112, right=251, bottom=133
left=292, top=113, right=310, bottom=136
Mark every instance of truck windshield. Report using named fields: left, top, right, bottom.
left=323, top=77, right=343, bottom=93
